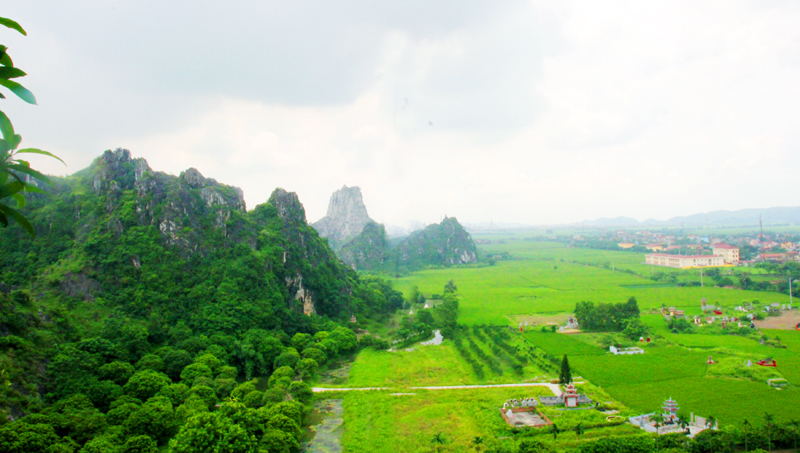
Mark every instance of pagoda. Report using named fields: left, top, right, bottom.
left=662, top=397, right=679, bottom=420
left=563, top=383, right=579, bottom=408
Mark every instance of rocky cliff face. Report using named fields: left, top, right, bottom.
left=312, top=185, right=374, bottom=249
left=2, top=149, right=358, bottom=321
left=85, top=148, right=247, bottom=251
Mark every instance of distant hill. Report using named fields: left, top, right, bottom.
left=339, top=216, right=478, bottom=272
left=579, top=206, right=800, bottom=228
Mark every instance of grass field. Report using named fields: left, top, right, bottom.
left=330, top=239, right=800, bottom=451
left=335, top=385, right=645, bottom=453
left=393, top=241, right=788, bottom=326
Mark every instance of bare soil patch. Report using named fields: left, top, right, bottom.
left=754, top=310, right=800, bottom=330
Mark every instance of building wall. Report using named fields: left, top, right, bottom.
left=712, top=247, right=739, bottom=263
left=646, top=254, right=725, bottom=268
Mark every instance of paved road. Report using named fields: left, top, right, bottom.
left=312, top=382, right=563, bottom=396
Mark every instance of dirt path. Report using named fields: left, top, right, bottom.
left=312, top=382, right=563, bottom=396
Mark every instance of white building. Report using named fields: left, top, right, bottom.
left=711, top=243, right=740, bottom=263
left=645, top=253, right=726, bottom=269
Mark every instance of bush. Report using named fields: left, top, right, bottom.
left=579, top=436, right=654, bottom=453
left=287, top=381, right=312, bottom=403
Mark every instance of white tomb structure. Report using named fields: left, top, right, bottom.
left=609, top=345, right=645, bottom=355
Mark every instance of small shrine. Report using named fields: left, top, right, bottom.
left=539, top=383, right=593, bottom=407
left=563, top=383, right=579, bottom=408
left=629, top=397, right=717, bottom=438
left=662, top=397, right=679, bottom=421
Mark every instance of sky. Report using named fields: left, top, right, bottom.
left=4, top=1, right=800, bottom=227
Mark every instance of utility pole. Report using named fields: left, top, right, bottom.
left=700, top=268, right=704, bottom=287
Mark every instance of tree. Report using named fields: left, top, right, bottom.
left=743, top=418, right=751, bottom=452
left=0, top=16, right=64, bottom=237
left=444, top=279, right=458, bottom=294
left=763, top=412, right=773, bottom=453
left=169, top=412, right=254, bottom=453
left=651, top=413, right=665, bottom=435
left=575, top=422, right=585, bottom=436
left=472, top=436, right=484, bottom=452
left=121, top=435, right=158, bottom=453
left=789, top=419, right=799, bottom=453
left=550, top=423, right=561, bottom=440
left=124, top=369, right=172, bottom=401
left=432, top=432, right=446, bottom=452
left=706, top=415, right=717, bottom=430
left=559, top=355, right=572, bottom=384
left=99, top=361, right=136, bottom=386
left=677, top=413, right=689, bottom=432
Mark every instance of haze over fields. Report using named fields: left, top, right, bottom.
left=5, top=1, right=800, bottom=228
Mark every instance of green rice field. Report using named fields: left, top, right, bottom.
left=326, top=238, right=800, bottom=451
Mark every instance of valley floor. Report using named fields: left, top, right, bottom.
left=308, top=239, right=800, bottom=452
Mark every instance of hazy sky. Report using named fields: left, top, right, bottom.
left=5, top=1, right=800, bottom=227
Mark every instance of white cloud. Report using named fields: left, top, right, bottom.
left=5, top=0, right=800, bottom=225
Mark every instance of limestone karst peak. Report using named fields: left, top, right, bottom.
left=312, top=185, right=374, bottom=249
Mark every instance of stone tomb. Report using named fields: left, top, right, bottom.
left=500, top=398, right=551, bottom=428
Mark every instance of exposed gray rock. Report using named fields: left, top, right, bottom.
left=312, top=185, right=374, bottom=249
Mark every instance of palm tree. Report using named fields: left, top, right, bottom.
left=739, top=272, right=752, bottom=289
left=471, top=436, right=484, bottom=453
left=706, top=415, right=717, bottom=430
left=651, top=413, right=665, bottom=435
left=651, top=413, right=665, bottom=451
left=742, top=418, right=751, bottom=452
left=677, top=414, right=689, bottom=434
left=764, top=412, right=774, bottom=453
left=431, top=433, right=446, bottom=453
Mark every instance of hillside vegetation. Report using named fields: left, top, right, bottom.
left=0, top=149, right=404, bottom=452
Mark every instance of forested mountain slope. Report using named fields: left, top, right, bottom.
left=0, top=149, right=402, bottom=452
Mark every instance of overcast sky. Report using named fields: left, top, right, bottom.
left=4, top=1, right=800, bottom=227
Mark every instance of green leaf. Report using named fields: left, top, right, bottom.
left=0, top=79, right=36, bottom=104
left=10, top=191, right=24, bottom=207
left=6, top=163, right=51, bottom=185
left=0, top=46, right=12, bottom=68
left=16, top=148, right=66, bottom=166
left=0, top=203, right=34, bottom=236
left=23, top=184, right=46, bottom=194
left=0, top=18, right=27, bottom=36
left=0, top=180, right=23, bottom=198
left=0, top=110, right=15, bottom=143
left=0, top=67, right=26, bottom=79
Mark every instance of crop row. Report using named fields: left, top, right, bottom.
left=452, top=336, right=485, bottom=379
